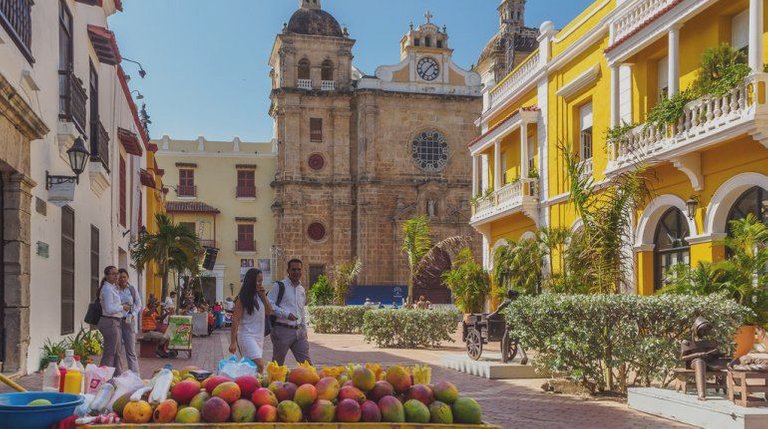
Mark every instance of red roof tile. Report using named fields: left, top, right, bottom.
left=166, top=201, right=220, bottom=214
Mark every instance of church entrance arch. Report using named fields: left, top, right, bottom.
left=413, top=248, right=453, bottom=304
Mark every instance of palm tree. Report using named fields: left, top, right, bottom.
left=330, top=258, right=363, bottom=305
left=563, top=143, right=650, bottom=294
left=402, top=216, right=433, bottom=306
left=131, top=213, right=202, bottom=300
left=493, top=238, right=545, bottom=297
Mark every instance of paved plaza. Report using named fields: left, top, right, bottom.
left=3, top=328, right=689, bottom=428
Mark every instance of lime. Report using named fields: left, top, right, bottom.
left=27, top=399, right=52, bottom=406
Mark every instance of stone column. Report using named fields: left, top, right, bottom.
left=3, top=173, right=34, bottom=374
left=750, top=0, right=764, bottom=72
left=472, top=155, right=479, bottom=196
left=668, top=26, right=681, bottom=96
left=610, top=64, right=621, bottom=128
left=520, top=122, right=529, bottom=179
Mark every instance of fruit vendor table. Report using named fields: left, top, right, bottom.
left=84, top=423, right=501, bottom=428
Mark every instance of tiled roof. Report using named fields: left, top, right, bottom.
left=166, top=201, right=220, bottom=214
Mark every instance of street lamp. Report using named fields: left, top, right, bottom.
left=131, top=90, right=144, bottom=100
left=46, top=137, right=90, bottom=189
left=686, top=195, right=700, bottom=220
left=122, top=57, right=147, bottom=78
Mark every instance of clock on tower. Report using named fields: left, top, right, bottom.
left=417, top=57, right=440, bottom=81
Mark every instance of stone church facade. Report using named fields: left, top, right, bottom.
left=269, top=0, right=482, bottom=302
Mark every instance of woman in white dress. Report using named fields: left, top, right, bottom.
left=229, top=268, right=273, bottom=373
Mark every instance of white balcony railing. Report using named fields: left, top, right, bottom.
left=297, top=79, right=312, bottom=90
left=610, top=0, right=678, bottom=45
left=579, top=158, right=594, bottom=179
left=472, top=178, right=540, bottom=223
left=489, top=50, right=543, bottom=109
left=608, top=73, right=768, bottom=172
left=320, top=80, right=335, bottom=91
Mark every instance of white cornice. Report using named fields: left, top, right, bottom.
left=556, top=64, right=602, bottom=99
left=155, top=152, right=276, bottom=159
left=553, top=0, right=612, bottom=43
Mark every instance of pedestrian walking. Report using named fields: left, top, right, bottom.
left=229, top=269, right=273, bottom=372
left=116, top=269, right=141, bottom=373
left=96, top=266, right=129, bottom=375
left=268, top=259, right=311, bottom=366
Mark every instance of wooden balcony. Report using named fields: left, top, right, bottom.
left=58, top=70, right=88, bottom=135
left=0, top=0, right=33, bottom=62
left=90, top=119, right=110, bottom=172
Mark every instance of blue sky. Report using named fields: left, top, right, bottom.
left=111, top=1, right=594, bottom=141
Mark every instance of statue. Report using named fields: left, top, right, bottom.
left=427, top=200, right=436, bottom=217
left=680, top=317, right=730, bottom=400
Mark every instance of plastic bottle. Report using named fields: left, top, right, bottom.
left=89, top=382, right=115, bottom=414
left=63, top=366, right=82, bottom=394
left=42, top=356, right=61, bottom=392
left=74, top=355, right=85, bottom=393
left=58, top=364, right=67, bottom=392
left=61, top=349, right=76, bottom=369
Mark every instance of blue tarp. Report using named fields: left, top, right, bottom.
left=345, top=285, right=407, bottom=306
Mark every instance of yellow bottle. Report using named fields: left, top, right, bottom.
left=63, top=367, right=82, bottom=394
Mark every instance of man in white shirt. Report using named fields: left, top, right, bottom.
left=163, top=291, right=176, bottom=313
left=268, top=258, right=311, bottom=365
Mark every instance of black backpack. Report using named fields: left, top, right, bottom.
left=84, top=285, right=103, bottom=325
left=268, top=281, right=286, bottom=329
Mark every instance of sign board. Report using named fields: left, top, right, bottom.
left=258, top=258, right=272, bottom=285
left=240, top=258, right=254, bottom=282
left=47, top=180, right=75, bottom=207
left=167, top=315, right=192, bottom=351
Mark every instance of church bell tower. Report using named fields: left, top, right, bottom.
left=300, top=0, right=321, bottom=10
left=498, top=0, right=526, bottom=35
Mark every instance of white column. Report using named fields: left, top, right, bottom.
left=750, top=0, right=764, bottom=72
left=668, top=26, right=680, bottom=96
left=472, top=155, right=479, bottom=196
left=493, top=141, right=502, bottom=190
left=610, top=64, right=621, bottom=127
left=520, top=122, right=529, bottom=179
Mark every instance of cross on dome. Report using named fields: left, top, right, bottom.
left=424, top=11, right=433, bottom=23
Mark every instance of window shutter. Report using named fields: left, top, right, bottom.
left=119, top=157, right=126, bottom=227
left=310, top=118, right=323, bottom=142
left=579, top=103, right=593, bottom=131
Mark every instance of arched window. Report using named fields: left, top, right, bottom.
left=425, top=36, right=432, bottom=47
left=727, top=186, right=768, bottom=234
left=321, top=60, right=334, bottom=81
left=654, top=207, right=690, bottom=290
left=297, top=59, right=311, bottom=80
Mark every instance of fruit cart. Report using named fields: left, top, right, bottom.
left=461, top=290, right=526, bottom=363
left=87, top=424, right=502, bottom=428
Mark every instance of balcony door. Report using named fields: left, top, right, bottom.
left=89, top=62, right=99, bottom=144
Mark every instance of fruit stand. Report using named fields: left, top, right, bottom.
left=63, top=362, right=499, bottom=428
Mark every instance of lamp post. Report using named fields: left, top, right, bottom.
left=122, top=57, right=147, bottom=78
left=46, top=137, right=90, bottom=189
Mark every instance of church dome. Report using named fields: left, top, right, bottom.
left=285, top=7, right=344, bottom=37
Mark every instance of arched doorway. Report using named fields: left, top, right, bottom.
left=413, top=248, right=452, bottom=304
left=726, top=186, right=768, bottom=233
left=654, top=207, right=690, bottom=290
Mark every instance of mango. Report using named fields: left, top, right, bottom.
left=433, top=380, right=459, bottom=404
left=212, top=381, right=241, bottom=404
left=234, top=375, right=261, bottom=399
left=175, top=406, right=201, bottom=423
left=256, top=404, right=278, bottom=422
left=277, top=400, right=303, bottom=423
left=171, top=380, right=201, bottom=405
left=152, top=399, right=178, bottom=423
left=385, top=365, right=412, bottom=393
left=287, top=366, right=319, bottom=386
left=352, top=366, right=377, bottom=392
left=293, top=383, right=317, bottom=410
left=336, top=398, right=362, bottom=423
left=308, top=399, right=336, bottom=422
left=201, top=396, right=230, bottom=423
left=452, top=397, right=482, bottom=424
left=251, top=387, right=279, bottom=407
left=315, top=377, right=340, bottom=401
left=404, top=399, right=430, bottom=423
left=338, top=385, right=366, bottom=404
left=369, top=380, right=395, bottom=402
left=407, top=384, right=434, bottom=405
left=230, top=398, right=257, bottom=423
left=361, top=400, right=382, bottom=422
left=429, top=400, right=454, bottom=424
left=189, top=391, right=210, bottom=411
left=123, top=400, right=153, bottom=424
left=378, top=395, right=405, bottom=422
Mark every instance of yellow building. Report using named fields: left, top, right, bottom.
left=141, top=140, right=167, bottom=301
left=470, top=0, right=768, bottom=295
left=154, top=136, right=277, bottom=303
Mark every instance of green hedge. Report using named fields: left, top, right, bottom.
left=505, top=293, right=751, bottom=393
left=307, top=306, right=373, bottom=334
left=362, top=309, right=461, bottom=348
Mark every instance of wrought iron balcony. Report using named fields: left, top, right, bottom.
left=236, top=186, right=256, bottom=198
left=176, top=185, right=197, bottom=197
left=0, top=0, right=33, bottom=62
left=58, top=70, right=88, bottom=134
left=90, top=119, right=110, bottom=172
left=471, top=178, right=540, bottom=224
left=235, top=240, right=257, bottom=252
left=200, top=239, right=217, bottom=248
left=607, top=73, right=768, bottom=174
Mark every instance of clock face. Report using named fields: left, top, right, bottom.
left=417, top=57, right=440, bottom=81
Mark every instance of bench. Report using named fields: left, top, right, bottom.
left=672, top=368, right=727, bottom=395
left=137, top=333, right=163, bottom=358
left=728, top=370, right=768, bottom=407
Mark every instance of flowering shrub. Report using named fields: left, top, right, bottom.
left=505, top=293, right=751, bottom=393
left=362, top=309, right=461, bottom=348
left=308, top=306, right=373, bottom=334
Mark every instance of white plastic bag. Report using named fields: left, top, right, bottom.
left=148, top=369, right=173, bottom=404
left=85, top=364, right=115, bottom=395
left=108, top=370, right=144, bottom=408
left=218, top=356, right=257, bottom=379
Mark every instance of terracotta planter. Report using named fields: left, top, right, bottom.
left=734, top=325, right=757, bottom=358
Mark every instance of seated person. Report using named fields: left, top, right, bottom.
left=142, top=298, right=176, bottom=358
left=363, top=297, right=377, bottom=307
left=415, top=295, right=432, bottom=310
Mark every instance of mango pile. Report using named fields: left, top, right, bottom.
left=115, top=363, right=483, bottom=424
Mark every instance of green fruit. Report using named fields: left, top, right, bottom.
left=452, top=397, right=482, bottom=424
left=429, top=400, right=454, bottom=424
left=112, top=392, right=133, bottom=417
left=27, top=399, right=52, bottom=406
left=403, top=399, right=430, bottom=423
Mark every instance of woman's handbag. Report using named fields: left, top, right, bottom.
left=84, top=285, right=103, bottom=325
left=84, top=300, right=102, bottom=325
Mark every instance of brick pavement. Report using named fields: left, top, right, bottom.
left=3, top=328, right=690, bottom=429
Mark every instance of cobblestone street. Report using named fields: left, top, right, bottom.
left=3, top=329, right=689, bottom=428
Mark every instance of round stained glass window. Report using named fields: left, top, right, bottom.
left=411, top=130, right=449, bottom=173
left=307, top=222, right=326, bottom=242
left=308, top=153, right=325, bottom=171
